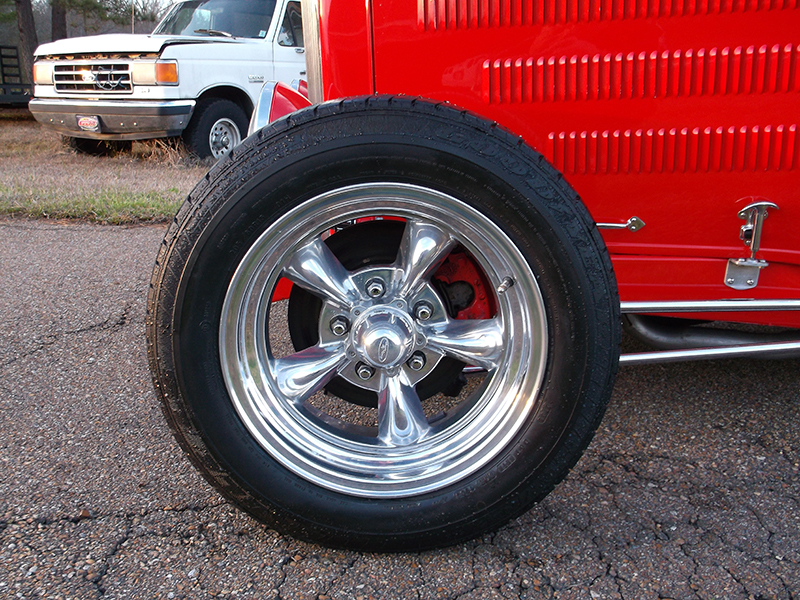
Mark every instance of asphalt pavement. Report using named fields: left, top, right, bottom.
left=0, top=218, right=798, bottom=599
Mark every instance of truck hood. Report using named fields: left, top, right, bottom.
left=34, top=33, right=237, bottom=57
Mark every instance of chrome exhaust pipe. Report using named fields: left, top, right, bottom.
left=620, top=299, right=800, bottom=364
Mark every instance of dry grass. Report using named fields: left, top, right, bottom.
left=0, top=111, right=211, bottom=224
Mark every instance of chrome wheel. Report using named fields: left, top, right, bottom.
left=208, top=117, right=240, bottom=158
left=220, top=183, right=548, bottom=498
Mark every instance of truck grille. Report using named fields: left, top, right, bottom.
left=54, top=62, right=132, bottom=94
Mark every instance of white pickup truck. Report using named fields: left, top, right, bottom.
left=28, top=0, right=305, bottom=158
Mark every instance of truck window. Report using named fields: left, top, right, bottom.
left=277, top=1, right=303, bottom=47
left=154, top=0, right=278, bottom=39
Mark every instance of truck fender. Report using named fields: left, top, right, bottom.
left=248, top=80, right=311, bottom=136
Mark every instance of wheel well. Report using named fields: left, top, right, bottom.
left=196, top=87, right=253, bottom=120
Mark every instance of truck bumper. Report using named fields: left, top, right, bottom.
left=28, top=98, right=196, bottom=140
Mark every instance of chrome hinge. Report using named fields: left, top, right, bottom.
left=725, top=200, right=778, bottom=290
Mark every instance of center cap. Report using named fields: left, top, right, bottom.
left=351, top=306, right=416, bottom=369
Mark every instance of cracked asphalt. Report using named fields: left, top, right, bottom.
left=0, top=218, right=799, bottom=599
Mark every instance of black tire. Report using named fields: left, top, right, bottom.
left=182, top=98, right=248, bottom=159
left=64, top=136, right=131, bottom=156
left=147, top=97, right=621, bottom=552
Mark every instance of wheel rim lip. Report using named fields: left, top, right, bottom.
left=220, top=183, right=548, bottom=497
left=209, top=118, right=240, bottom=158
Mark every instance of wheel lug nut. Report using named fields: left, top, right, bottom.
left=414, top=301, right=433, bottom=321
left=329, top=316, right=350, bottom=337
left=407, top=352, right=426, bottom=371
left=356, top=363, right=375, bottom=380
left=365, top=278, right=386, bottom=298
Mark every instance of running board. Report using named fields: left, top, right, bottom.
left=620, top=298, right=800, bottom=365
left=463, top=299, right=800, bottom=372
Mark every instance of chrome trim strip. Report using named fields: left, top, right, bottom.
left=620, top=340, right=800, bottom=365
left=621, top=299, right=800, bottom=313
left=248, top=81, right=278, bottom=135
left=300, top=0, right=323, bottom=104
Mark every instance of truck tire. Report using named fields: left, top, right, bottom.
left=147, top=97, right=620, bottom=551
left=182, top=98, right=248, bottom=159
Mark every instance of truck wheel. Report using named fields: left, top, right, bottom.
left=147, top=97, right=620, bottom=551
left=182, top=98, right=248, bottom=159
left=64, top=137, right=131, bottom=156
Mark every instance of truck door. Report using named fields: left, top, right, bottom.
left=272, top=1, right=306, bottom=82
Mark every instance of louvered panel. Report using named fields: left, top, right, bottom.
left=482, top=43, right=800, bottom=102
left=419, top=0, right=799, bottom=30
left=547, top=124, right=798, bottom=174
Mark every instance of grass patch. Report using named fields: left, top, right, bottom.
left=0, top=112, right=210, bottom=224
left=0, top=186, right=185, bottom=224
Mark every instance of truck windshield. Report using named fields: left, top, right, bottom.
left=153, top=0, right=278, bottom=39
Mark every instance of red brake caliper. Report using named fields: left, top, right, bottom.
left=433, top=249, right=496, bottom=320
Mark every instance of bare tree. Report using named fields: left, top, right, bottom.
left=135, top=0, right=166, bottom=23
left=14, top=0, right=38, bottom=83
left=51, top=0, right=67, bottom=40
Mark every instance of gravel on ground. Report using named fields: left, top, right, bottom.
left=1, top=218, right=798, bottom=599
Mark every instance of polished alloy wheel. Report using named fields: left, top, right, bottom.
left=219, top=183, right=548, bottom=497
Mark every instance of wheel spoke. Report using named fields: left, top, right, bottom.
left=273, top=344, right=348, bottom=405
left=377, top=370, right=431, bottom=447
left=393, top=220, right=457, bottom=298
left=425, top=318, right=505, bottom=370
left=283, top=237, right=360, bottom=307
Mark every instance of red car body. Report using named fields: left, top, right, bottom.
left=301, top=0, right=800, bottom=328
left=146, top=0, right=800, bottom=550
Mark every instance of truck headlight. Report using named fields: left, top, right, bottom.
left=33, top=62, right=54, bottom=85
left=132, top=60, right=178, bottom=85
